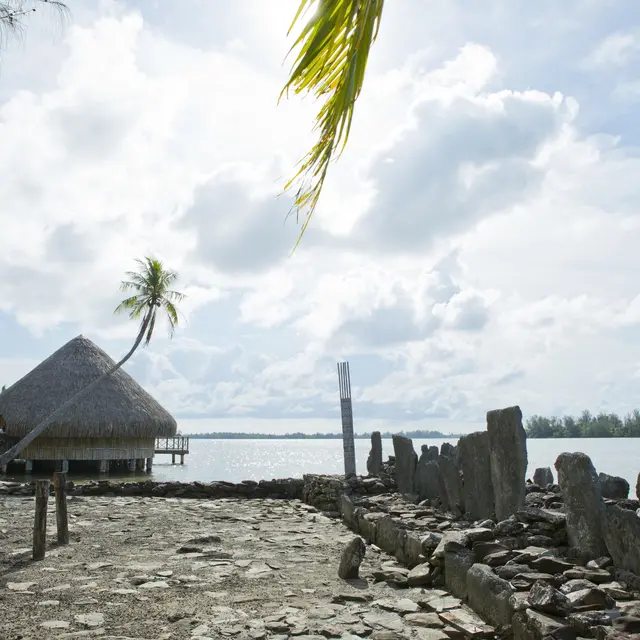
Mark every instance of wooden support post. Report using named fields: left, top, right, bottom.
left=145, top=457, right=153, bottom=473
left=172, top=453, right=175, bottom=464
left=33, top=479, right=50, bottom=561
left=180, top=454, right=184, bottom=465
left=53, top=472, right=69, bottom=545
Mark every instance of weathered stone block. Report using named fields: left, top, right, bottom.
left=598, top=472, right=630, bottom=499
left=340, top=495, right=357, bottom=531
left=533, top=467, right=554, bottom=487
left=404, top=533, right=423, bottom=567
left=466, top=563, right=515, bottom=628
left=602, top=503, right=640, bottom=575
left=375, top=516, right=400, bottom=555
left=458, top=431, right=495, bottom=521
left=555, top=452, right=607, bottom=558
left=487, top=406, right=527, bottom=521
left=438, top=454, right=464, bottom=516
left=444, top=547, right=475, bottom=599
left=392, top=434, right=417, bottom=495
left=367, top=431, right=383, bottom=476
left=338, top=536, right=366, bottom=579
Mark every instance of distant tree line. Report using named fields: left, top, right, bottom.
left=526, top=410, right=640, bottom=438
left=189, top=430, right=450, bottom=440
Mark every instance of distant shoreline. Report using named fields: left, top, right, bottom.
left=186, top=431, right=454, bottom=440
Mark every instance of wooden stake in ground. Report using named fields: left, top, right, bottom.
left=53, top=472, right=69, bottom=545
left=33, top=479, right=50, bottom=561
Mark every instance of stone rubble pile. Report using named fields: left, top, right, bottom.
left=350, top=404, right=640, bottom=640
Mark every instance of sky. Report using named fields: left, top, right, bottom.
left=1, top=0, right=640, bottom=435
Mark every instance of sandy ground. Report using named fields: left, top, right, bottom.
left=0, top=495, right=473, bottom=640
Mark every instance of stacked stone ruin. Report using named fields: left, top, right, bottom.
left=346, top=404, right=640, bottom=640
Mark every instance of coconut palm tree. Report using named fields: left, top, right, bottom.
left=282, top=0, right=385, bottom=248
left=0, top=256, right=185, bottom=465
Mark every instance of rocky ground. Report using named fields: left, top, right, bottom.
left=0, top=494, right=492, bottom=640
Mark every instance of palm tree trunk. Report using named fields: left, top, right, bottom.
left=0, top=314, right=152, bottom=467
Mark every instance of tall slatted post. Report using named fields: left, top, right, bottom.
left=33, top=479, right=50, bottom=561
left=337, top=362, right=356, bottom=477
left=53, top=472, right=69, bottom=545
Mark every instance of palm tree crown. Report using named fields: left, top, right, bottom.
left=114, top=257, right=185, bottom=347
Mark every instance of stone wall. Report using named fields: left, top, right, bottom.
left=0, top=472, right=395, bottom=513
left=0, top=478, right=305, bottom=500
left=339, top=487, right=640, bottom=640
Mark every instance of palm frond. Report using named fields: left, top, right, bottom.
left=0, top=1, right=69, bottom=49
left=281, top=0, right=385, bottom=250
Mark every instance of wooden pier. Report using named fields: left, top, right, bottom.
left=154, top=436, right=190, bottom=464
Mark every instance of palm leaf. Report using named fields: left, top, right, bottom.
left=0, top=1, right=69, bottom=49
left=281, top=0, right=384, bottom=249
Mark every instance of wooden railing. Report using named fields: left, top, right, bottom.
left=154, top=436, right=189, bottom=455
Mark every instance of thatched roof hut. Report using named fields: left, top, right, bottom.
left=0, top=335, right=177, bottom=439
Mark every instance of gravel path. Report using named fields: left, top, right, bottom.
left=0, top=495, right=469, bottom=640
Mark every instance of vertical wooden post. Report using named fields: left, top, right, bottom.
left=53, top=472, right=69, bottom=545
left=337, top=361, right=356, bottom=477
left=33, top=479, right=50, bottom=561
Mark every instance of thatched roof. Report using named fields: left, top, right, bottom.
left=0, top=335, right=177, bottom=438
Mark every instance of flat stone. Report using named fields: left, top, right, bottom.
left=530, top=556, right=574, bottom=574
left=419, top=595, right=462, bottom=613
left=75, top=613, right=105, bottom=628
left=407, top=563, right=434, bottom=587
left=524, top=609, right=573, bottom=637
left=7, top=581, right=36, bottom=591
left=137, top=580, right=170, bottom=589
left=463, top=528, right=495, bottom=543
left=87, top=562, right=113, bottom=570
left=74, top=598, right=100, bottom=606
left=404, top=613, right=444, bottom=628
left=362, top=612, right=404, bottom=632
left=41, top=620, right=71, bottom=629
left=38, top=600, right=60, bottom=606
left=439, top=608, right=495, bottom=638
left=414, top=631, right=449, bottom=640
left=375, top=598, right=420, bottom=614
left=566, top=587, right=615, bottom=610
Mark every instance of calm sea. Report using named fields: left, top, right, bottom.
left=4, top=438, right=639, bottom=488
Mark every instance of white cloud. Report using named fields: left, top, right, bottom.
left=586, top=29, right=640, bottom=68
left=2, top=1, right=640, bottom=435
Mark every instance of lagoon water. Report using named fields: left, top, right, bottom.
left=132, top=437, right=639, bottom=487
left=5, top=437, right=639, bottom=488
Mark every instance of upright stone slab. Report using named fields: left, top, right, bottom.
left=458, top=431, right=495, bottom=520
left=533, top=467, right=554, bottom=487
left=598, top=472, right=629, bottom=499
left=441, top=442, right=457, bottom=459
left=555, top=452, right=607, bottom=557
left=417, top=459, right=440, bottom=502
left=366, top=431, right=383, bottom=476
left=487, top=405, right=527, bottom=521
left=424, top=445, right=438, bottom=462
left=602, top=503, right=640, bottom=575
left=438, top=454, right=464, bottom=516
left=637, top=472, right=640, bottom=500
left=392, top=435, right=417, bottom=495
